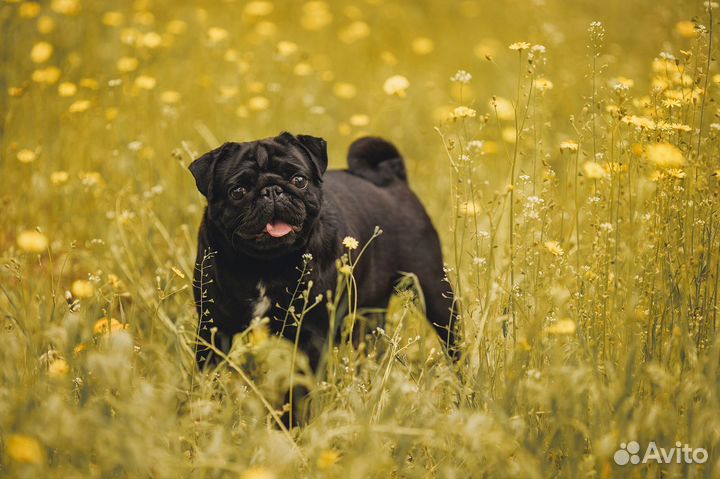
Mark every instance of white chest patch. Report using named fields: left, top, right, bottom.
left=252, top=281, right=271, bottom=318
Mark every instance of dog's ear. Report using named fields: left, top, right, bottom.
left=189, top=143, right=229, bottom=198
left=279, top=132, right=328, bottom=178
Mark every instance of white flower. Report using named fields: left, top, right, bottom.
left=450, top=69, right=472, bottom=84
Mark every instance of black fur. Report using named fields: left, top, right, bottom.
left=190, top=132, right=459, bottom=370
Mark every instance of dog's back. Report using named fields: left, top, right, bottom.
left=323, top=137, right=460, bottom=357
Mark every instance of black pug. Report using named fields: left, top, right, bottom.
left=189, top=132, right=459, bottom=370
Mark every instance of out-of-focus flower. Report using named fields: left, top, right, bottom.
left=160, top=90, right=181, bottom=104
left=544, top=241, right=564, bottom=256
left=20, top=2, right=41, bottom=18
left=93, top=317, right=128, bottom=335
left=675, top=20, right=697, bottom=38
left=333, top=82, right=357, bottom=99
left=58, top=82, right=77, bottom=96
left=349, top=114, right=370, bottom=126
left=117, top=56, right=139, bottom=72
left=301, top=1, right=332, bottom=31
left=17, top=230, right=48, bottom=253
left=244, top=1, right=274, bottom=17
left=17, top=149, right=37, bottom=163
left=134, top=75, right=157, bottom=90
left=51, top=0, right=80, bottom=16
left=534, top=77, right=553, bottom=91
left=31, top=66, right=61, bottom=84
left=583, top=162, right=607, bottom=179
left=48, top=357, right=70, bottom=377
left=645, top=142, right=685, bottom=169
left=248, top=96, right=269, bottom=111
left=412, top=37, right=434, bottom=55
left=338, top=20, right=370, bottom=43
left=240, top=467, right=276, bottom=479
left=102, top=11, right=124, bottom=26
left=316, top=449, right=341, bottom=470
left=5, top=435, right=45, bottom=464
left=276, top=40, right=298, bottom=56
left=30, top=41, right=53, bottom=63
left=489, top=97, right=514, bottom=120
left=546, top=319, right=576, bottom=335
left=68, top=99, right=91, bottom=113
left=560, top=140, right=579, bottom=153
left=383, top=75, right=409, bottom=97
left=207, top=26, right=228, bottom=43
left=51, top=171, right=69, bottom=185
left=71, top=279, right=95, bottom=298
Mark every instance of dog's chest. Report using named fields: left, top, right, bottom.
left=250, top=281, right=271, bottom=318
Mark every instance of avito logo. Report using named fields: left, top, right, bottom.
left=614, top=441, right=708, bottom=465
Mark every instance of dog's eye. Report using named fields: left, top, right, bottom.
left=290, top=176, right=308, bottom=189
left=229, top=186, right=246, bottom=200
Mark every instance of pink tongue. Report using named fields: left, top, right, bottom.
left=265, top=221, right=293, bottom=238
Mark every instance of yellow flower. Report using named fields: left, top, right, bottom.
left=68, top=99, right=91, bottom=113
left=166, top=19, right=187, bottom=34
left=248, top=96, right=269, bottom=111
left=508, top=41, right=531, bottom=51
left=160, top=90, right=181, bottom=104
left=338, top=20, right=370, bottom=43
left=582, top=161, right=608, bottom=179
left=102, top=11, right=124, bottom=27
left=631, top=143, right=644, bottom=157
left=301, top=1, right=332, bottom=31
left=17, top=148, right=37, bottom=163
left=276, top=40, right=298, bottom=56
left=411, top=37, right=434, bottom=55
left=383, top=75, right=409, bottom=97
left=534, top=77, right=553, bottom=92
left=333, top=82, right=357, bottom=99
left=116, top=56, right=139, bottom=72
left=489, top=97, right=514, bottom=120
left=244, top=1, right=274, bottom=16
left=51, top=0, right=80, bottom=15
left=58, top=82, right=77, bottom=97
left=543, top=240, right=564, bottom=256
left=19, top=2, right=41, bottom=18
left=240, top=466, right=276, bottom=479
left=50, top=171, right=69, bottom=185
left=316, top=449, right=341, bottom=470
left=17, top=230, right=48, bottom=253
left=559, top=140, right=579, bottom=153
left=79, top=78, right=99, bottom=90
left=37, top=16, right=55, bottom=34
left=31, top=66, right=61, bottom=84
left=249, top=322, right=269, bottom=346
left=48, top=357, right=70, bottom=377
left=349, top=114, right=370, bottom=127
left=645, top=143, right=685, bottom=169
left=207, top=26, right=229, bottom=43
left=501, top=127, right=516, bottom=143
left=675, top=20, right=697, bottom=38
left=134, top=75, right=157, bottom=90
left=71, top=279, right=95, bottom=298
left=141, top=31, right=163, bottom=48
left=6, top=435, right=45, bottom=464
left=546, top=319, right=576, bottom=335
left=343, top=236, right=359, bottom=250
left=339, top=264, right=353, bottom=275
left=93, top=317, right=128, bottom=335
left=452, top=106, right=477, bottom=119
left=30, top=41, right=53, bottom=63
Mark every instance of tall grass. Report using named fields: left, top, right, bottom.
left=1, top=0, right=719, bottom=477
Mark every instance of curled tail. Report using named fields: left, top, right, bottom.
left=347, top=136, right=407, bottom=186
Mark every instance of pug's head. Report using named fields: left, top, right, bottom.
left=189, top=132, right=327, bottom=258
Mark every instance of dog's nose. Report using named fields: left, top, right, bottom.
left=260, top=185, right=283, bottom=199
